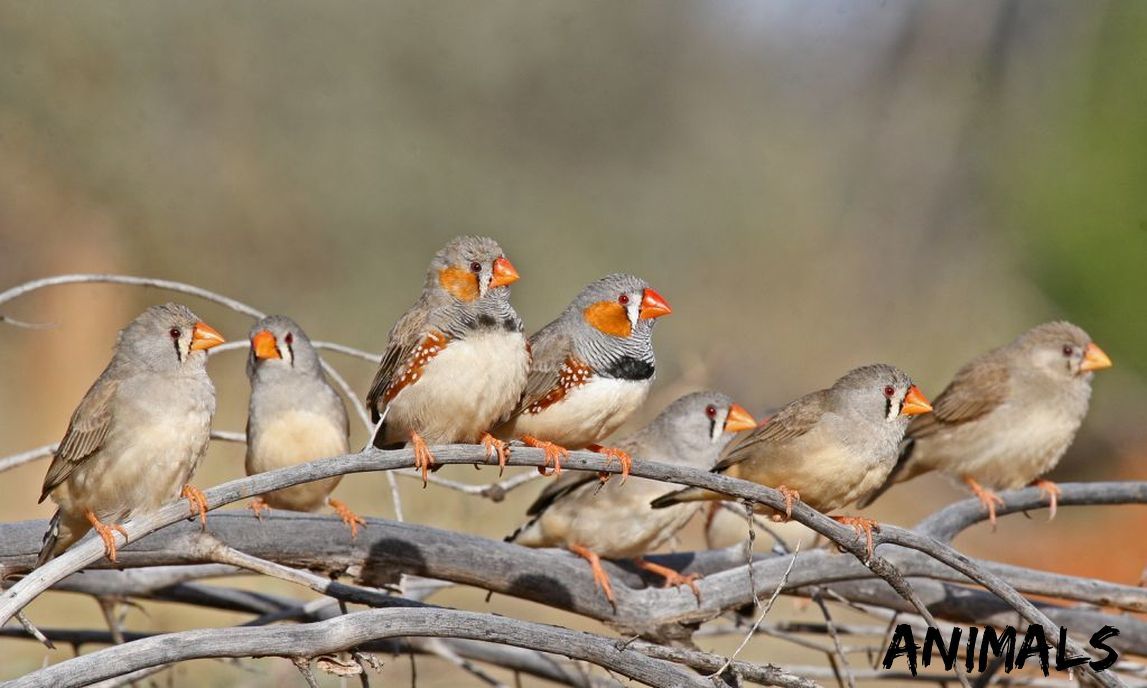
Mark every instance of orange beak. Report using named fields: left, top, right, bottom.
left=900, top=385, right=933, bottom=417
left=189, top=322, right=226, bottom=351
left=723, top=403, right=757, bottom=433
left=251, top=329, right=281, bottom=360
left=489, top=256, right=520, bottom=288
left=1080, top=342, right=1113, bottom=372
left=639, top=288, right=672, bottom=319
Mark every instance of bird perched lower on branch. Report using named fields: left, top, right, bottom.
left=36, top=303, right=225, bottom=565
left=244, top=315, right=364, bottom=536
left=858, top=321, right=1112, bottom=525
left=494, top=273, right=672, bottom=478
left=652, top=364, right=932, bottom=558
left=507, top=391, right=757, bottom=604
left=365, top=236, right=529, bottom=484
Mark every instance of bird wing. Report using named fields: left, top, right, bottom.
left=906, top=355, right=1010, bottom=440
left=524, top=470, right=600, bottom=516
left=39, top=373, right=119, bottom=502
left=712, top=389, right=828, bottom=472
left=511, top=327, right=578, bottom=417
left=365, top=305, right=431, bottom=423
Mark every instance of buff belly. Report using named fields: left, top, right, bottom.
left=247, top=410, right=350, bottom=512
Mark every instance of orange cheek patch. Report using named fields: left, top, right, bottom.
left=583, top=301, right=632, bottom=338
left=438, top=266, right=480, bottom=302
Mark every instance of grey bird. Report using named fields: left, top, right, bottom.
left=494, top=273, right=672, bottom=478
left=366, top=236, right=528, bottom=484
left=651, top=364, right=932, bottom=558
left=858, top=321, right=1112, bottom=525
left=37, top=303, right=225, bottom=565
left=507, top=391, right=756, bottom=603
left=245, top=315, right=363, bottom=536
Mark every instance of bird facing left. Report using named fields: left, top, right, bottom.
left=36, top=303, right=226, bottom=566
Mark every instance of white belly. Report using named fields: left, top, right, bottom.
left=500, top=377, right=649, bottom=449
left=385, top=330, right=529, bottom=445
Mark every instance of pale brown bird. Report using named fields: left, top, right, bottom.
left=245, top=316, right=364, bottom=536
left=652, top=364, right=932, bottom=557
left=365, top=236, right=529, bottom=484
left=494, top=273, right=672, bottom=478
left=507, top=391, right=756, bottom=603
left=858, top=321, right=1112, bottom=525
left=37, top=304, right=225, bottom=565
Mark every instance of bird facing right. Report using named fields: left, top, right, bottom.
left=858, top=321, right=1113, bottom=525
left=651, top=364, right=932, bottom=557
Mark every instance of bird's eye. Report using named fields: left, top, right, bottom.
left=618, top=293, right=630, bottom=305
left=284, top=332, right=294, bottom=345
left=1062, top=344, right=1074, bottom=357
left=705, top=404, right=717, bottom=418
left=883, top=385, right=895, bottom=398
left=169, top=328, right=181, bottom=339
left=470, top=261, right=482, bottom=273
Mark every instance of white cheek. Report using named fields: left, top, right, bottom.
left=626, top=300, right=640, bottom=328
left=281, top=341, right=294, bottom=366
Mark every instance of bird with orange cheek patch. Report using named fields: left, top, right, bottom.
left=495, top=273, right=672, bottom=478
left=366, top=236, right=529, bottom=484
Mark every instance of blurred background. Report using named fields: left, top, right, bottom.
left=2, top=1, right=1145, bottom=684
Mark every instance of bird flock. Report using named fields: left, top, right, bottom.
left=31, top=235, right=1113, bottom=605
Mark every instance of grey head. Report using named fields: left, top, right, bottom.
left=247, top=315, right=324, bottom=381
left=552, top=273, right=673, bottom=379
left=627, top=391, right=758, bottom=469
left=422, top=236, right=523, bottom=337
left=1007, top=321, right=1112, bottom=386
left=114, top=303, right=225, bottom=374
left=827, top=364, right=932, bottom=446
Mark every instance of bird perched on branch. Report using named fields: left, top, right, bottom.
left=494, top=273, right=672, bottom=478
left=652, top=364, right=932, bottom=558
left=857, top=321, right=1112, bottom=525
left=507, top=391, right=756, bottom=604
left=36, top=303, right=225, bottom=565
left=244, top=315, right=363, bottom=536
left=366, top=236, right=529, bottom=484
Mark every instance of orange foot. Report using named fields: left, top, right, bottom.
left=831, top=515, right=881, bottom=561
left=182, top=484, right=209, bottom=530
left=481, top=433, right=510, bottom=475
left=1031, top=478, right=1061, bottom=521
left=587, top=443, right=632, bottom=483
left=568, top=543, right=615, bottom=605
left=635, top=558, right=702, bottom=602
left=770, top=485, right=801, bottom=522
left=84, top=509, right=128, bottom=563
left=521, top=435, right=568, bottom=476
left=410, top=431, right=435, bottom=487
left=328, top=498, right=366, bottom=539
left=249, top=498, right=271, bottom=521
left=964, top=476, right=1005, bottom=529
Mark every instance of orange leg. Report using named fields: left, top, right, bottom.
left=328, top=498, right=366, bottom=539
left=964, top=476, right=1005, bottom=529
left=84, top=509, right=128, bottom=563
left=587, top=443, right=632, bottom=483
left=521, top=435, right=569, bottom=476
left=831, top=515, right=881, bottom=561
left=182, top=484, right=209, bottom=529
left=635, top=558, right=702, bottom=602
left=771, top=485, right=800, bottom=522
left=248, top=497, right=271, bottom=521
left=1031, top=478, right=1061, bottom=521
left=568, top=544, right=615, bottom=605
left=481, top=433, right=510, bottom=475
left=410, top=431, right=435, bottom=487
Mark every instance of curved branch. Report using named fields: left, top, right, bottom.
left=8, top=607, right=710, bottom=688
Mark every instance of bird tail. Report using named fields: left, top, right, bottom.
left=650, top=486, right=723, bottom=509
left=35, top=510, right=63, bottom=568
left=857, top=438, right=916, bottom=508
left=365, top=407, right=391, bottom=451
left=504, top=514, right=542, bottom=545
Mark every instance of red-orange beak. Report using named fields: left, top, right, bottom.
left=723, top=403, right=757, bottom=433
left=489, top=256, right=520, bottom=288
left=1080, top=342, right=1113, bottom=372
left=639, top=288, right=672, bottom=319
left=251, top=329, right=280, bottom=360
left=190, top=322, right=226, bottom=351
left=900, top=385, right=932, bottom=417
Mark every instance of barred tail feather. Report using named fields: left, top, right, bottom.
left=35, top=510, right=63, bottom=568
